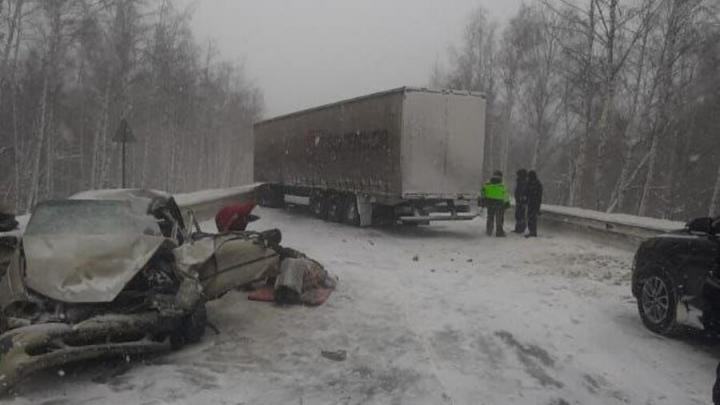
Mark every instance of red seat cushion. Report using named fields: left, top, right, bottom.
left=215, top=203, right=256, bottom=232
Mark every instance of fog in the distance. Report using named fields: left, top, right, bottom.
left=180, top=0, right=520, bottom=117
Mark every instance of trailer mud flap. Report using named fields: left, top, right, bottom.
left=357, top=195, right=373, bottom=227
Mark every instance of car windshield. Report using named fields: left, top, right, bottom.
left=25, top=200, right=161, bottom=236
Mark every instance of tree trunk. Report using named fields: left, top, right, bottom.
left=501, top=91, right=515, bottom=176
left=96, top=78, right=112, bottom=188
left=90, top=79, right=111, bottom=189
left=44, top=105, right=55, bottom=198
left=28, top=74, right=50, bottom=209
left=710, top=164, right=720, bottom=217
left=638, top=133, right=660, bottom=216
left=591, top=0, right=618, bottom=210
left=638, top=0, right=683, bottom=217
left=0, top=0, right=24, bottom=89
left=531, top=127, right=542, bottom=170
left=140, top=129, right=149, bottom=188
left=569, top=0, right=596, bottom=208
left=607, top=13, right=650, bottom=213
left=9, top=0, right=24, bottom=212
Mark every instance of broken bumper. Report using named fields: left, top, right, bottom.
left=0, top=312, right=171, bottom=394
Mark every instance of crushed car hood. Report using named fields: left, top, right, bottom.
left=23, top=233, right=167, bottom=303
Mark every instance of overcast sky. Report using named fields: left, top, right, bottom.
left=181, top=1, right=522, bottom=118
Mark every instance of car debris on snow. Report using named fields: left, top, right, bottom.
left=321, top=349, right=347, bottom=362
left=248, top=256, right=338, bottom=306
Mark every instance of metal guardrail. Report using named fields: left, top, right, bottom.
left=537, top=204, right=684, bottom=243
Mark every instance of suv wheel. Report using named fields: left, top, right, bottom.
left=637, top=267, right=682, bottom=336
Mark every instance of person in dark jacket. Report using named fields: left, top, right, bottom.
left=513, top=169, right=528, bottom=234
left=526, top=170, right=543, bottom=237
left=481, top=170, right=510, bottom=237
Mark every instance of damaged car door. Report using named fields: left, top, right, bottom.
left=174, top=230, right=281, bottom=300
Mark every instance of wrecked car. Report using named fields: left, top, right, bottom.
left=0, top=189, right=315, bottom=393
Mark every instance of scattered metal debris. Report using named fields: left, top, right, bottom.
left=321, top=350, right=347, bottom=362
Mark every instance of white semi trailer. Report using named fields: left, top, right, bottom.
left=254, top=87, right=486, bottom=226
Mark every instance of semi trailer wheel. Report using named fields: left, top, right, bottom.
left=343, top=194, right=361, bottom=226
left=309, top=192, right=328, bottom=219
left=327, top=194, right=344, bottom=222
left=258, top=185, right=284, bottom=208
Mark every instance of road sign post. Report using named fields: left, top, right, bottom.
left=113, top=118, right=137, bottom=188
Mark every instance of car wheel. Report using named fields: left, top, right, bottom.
left=171, top=304, right=207, bottom=350
left=637, top=267, right=682, bottom=336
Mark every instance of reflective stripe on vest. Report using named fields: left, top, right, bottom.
left=483, top=183, right=508, bottom=201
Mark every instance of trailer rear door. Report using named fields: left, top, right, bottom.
left=401, top=90, right=485, bottom=199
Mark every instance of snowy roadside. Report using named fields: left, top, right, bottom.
left=4, top=207, right=717, bottom=405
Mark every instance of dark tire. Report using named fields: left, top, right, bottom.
left=327, top=194, right=344, bottom=223
left=343, top=194, right=360, bottom=226
left=309, top=193, right=328, bottom=219
left=372, top=205, right=395, bottom=226
left=0, top=312, right=7, bottom=335
left=258, top=185, right=284, bottom=208
left=636, top=266, right=683, bottom=336
left=171, top=304, right=207, bottom=350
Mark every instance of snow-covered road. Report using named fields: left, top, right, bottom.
left=7, top=207, right=718, bottom=404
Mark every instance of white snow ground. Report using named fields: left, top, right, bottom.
left=5, top=207, right=718, bottom=405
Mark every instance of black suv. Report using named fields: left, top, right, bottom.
left=632, top=217, right=720, bottom=336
